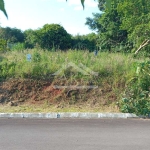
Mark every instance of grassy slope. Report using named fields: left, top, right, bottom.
left=0, top=49, right=146, bottom=112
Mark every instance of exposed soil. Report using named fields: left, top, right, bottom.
left=0, top=78, right=122, bottom=109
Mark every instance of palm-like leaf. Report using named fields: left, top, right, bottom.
left=65, top=0, right=85, bottom=9
left=0, top=0, right=8, bottom=18
left=0, top=0, right=112, bottom=19
left=81, top=0, right=85, bottom=9
left=66, top=0, right=111, bottom=10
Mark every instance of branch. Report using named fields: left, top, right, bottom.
left=134, top=39, right=150, bottom=55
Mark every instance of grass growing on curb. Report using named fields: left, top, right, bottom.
left=0, top=103, right=120, bottom=113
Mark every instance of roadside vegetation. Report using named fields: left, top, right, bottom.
left=0, top=49, right=149, bottom=115
left=0, top=0, right=150, bottom=116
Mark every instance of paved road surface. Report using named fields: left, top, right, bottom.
left=0, top=118, right=150, bottom=150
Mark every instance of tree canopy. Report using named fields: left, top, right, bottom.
left=1, top=0, right=150, bottom=53
left=85, top=0, right=150, bottom=52
left=36, top=24, right=72, bottom=50
left=0, top=27, right=24, bottom=43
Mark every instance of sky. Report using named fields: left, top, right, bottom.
left=0, top=0, right=99, bottom=35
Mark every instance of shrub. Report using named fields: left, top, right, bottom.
left=32, top=51, right=41, bottom=63
left=120, top=61, right=150, bottom=116
left=36, top=24, right=72, bottom=50
left=0, top=39, right=7, bottom=52
left=0, top=61, right=16, bottom=78
left=11, top=43, right=25, bottom=51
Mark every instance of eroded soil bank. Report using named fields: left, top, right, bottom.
left=0, top=78, right=122, bottom=112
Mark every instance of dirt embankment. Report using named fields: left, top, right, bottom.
left=0, top=78, right=121, bottom=108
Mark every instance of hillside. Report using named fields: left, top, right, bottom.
left=0, top=50, right=147, bottom=113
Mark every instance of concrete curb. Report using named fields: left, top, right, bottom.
left=0, top=113, right=139, bottom=119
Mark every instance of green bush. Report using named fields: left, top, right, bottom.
left=36, top=24, right=71, bottom=50
left=0, top=27, right=24, bottom=43
left=71, top=33, right=97, bottom=52
left=0, top=39, right=7, bottom=52
left=32, top=51, right=41, bottom=63
left=0, top=61, right=16, bottom=78
left=120, top=61, right=150, bottom=116
left=11, top=43, right=25, bottom=51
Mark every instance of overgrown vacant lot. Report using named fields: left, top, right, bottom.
left=0, top=49, right=147, bottom=112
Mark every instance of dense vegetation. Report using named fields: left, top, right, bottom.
left=0, top=49, right=147, bottom=112
left=0, top=0, right=150, bottom=116
left=0, top=0, right=150, bottom=53
left=0, top=24, right=97, bottom=51
left=86, top=0, right=150, bottom=53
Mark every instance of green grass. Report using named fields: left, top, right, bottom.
left=0, top=49, right=148, bottom=113
left=0, top=103, right=119, bottom=113
left=0, top=49, right=146, bottom=95
left=0, top=49, right=144, bottom=80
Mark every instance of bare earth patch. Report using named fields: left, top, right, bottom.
left=0, top=78, right=120, bottom=112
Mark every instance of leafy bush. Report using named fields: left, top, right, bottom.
left=120, top=61, right=150, bottom=116
left=0, top=39, right=7, bottom=52
left=36, top=24, right=72, bottom=50
left=0, top=27, right=24, bottom=43
left=0, top=61, right=16, bottom=78
left=71, top=33, right=97, bottom=52
left=32, top=51, right=41, bottom=63
left=11, top=43, right=25, bottom=51
left=24, top=29, right=38, bottom=48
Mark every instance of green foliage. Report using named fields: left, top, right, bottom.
left=0, top=49, right=148, bottom=112
left=0, top=0, right=7, bottom=18
left=32, top=51, right=41, bottom=63
left=121, top=61, right=150, bottom=116
left=36, top=24, right=72, bottom=50
left=0, top=49, right=139, bottom=80
left=24, top=29, right=38, bottom=48
left=0, top=27, right=24, bottom=43
left=128, top=23, right=150, bottom=51
left=117, top=0, right=150, bottom=51
left=66, top=0, right=85, bottom=9
left=86, top=13, right=103, bottom=32
left=117, top=0, right=150, bottom=32
left=72, top=33, right=97, bottom=51
left=0, top=38, right=7, bottom=52
left=86, top=0, right=150, bottom=53
left=11, top=43, right=25, bottom=51
left=0, top=61, right=16, bottom=78
left=86, top=3, right=128, bottom=52
left=67, top=0, right=112, bottom=10
left=0, top=0, right=112, bottom=19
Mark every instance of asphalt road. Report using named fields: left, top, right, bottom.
left=0, top=118, right=150, bottom=150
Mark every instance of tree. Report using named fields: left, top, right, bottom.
left=72, top=33, right=97, bottom=51
left=24, top=29, right=38, bottom=48
left=117, top=0, right=150, bottom=51
left=36, top=24, right=72, bottom=50
left=86, top=13, right=103, bottom=32
left=85, top=0, right=150, bottom=52
left=0, top=27, right=24, bottom=43
left=86, top=0, right=128, bottom=52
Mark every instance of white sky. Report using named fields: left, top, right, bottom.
left=0, top=0, right=99, bottom=35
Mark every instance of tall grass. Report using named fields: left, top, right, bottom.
left=0, top=49, right=145, bottom=81
left=1, top=49, right=149, bottom=112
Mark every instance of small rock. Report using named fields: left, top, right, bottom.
left=7, top=101, right=17, bottom=106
